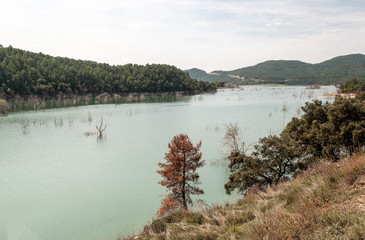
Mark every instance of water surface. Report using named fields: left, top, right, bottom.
left=0, top=86, right=336, bottom=240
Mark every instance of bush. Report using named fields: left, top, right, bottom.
left=0, top=98, right=8, bottom=114
left=150, top=219, right=167, bottom=233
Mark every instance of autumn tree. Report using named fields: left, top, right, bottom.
left=157, top=134, right=205, bottom=217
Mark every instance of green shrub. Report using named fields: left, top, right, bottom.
left=114, top=94, right=122, bottom=103
left=186, top=212, right=204, bottom=225
left=0, top=99, right=8, bottom=114
left=150, top=219, right=167, bottom=233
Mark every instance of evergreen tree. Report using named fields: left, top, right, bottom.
left=157, top=134, right=205, bottom=217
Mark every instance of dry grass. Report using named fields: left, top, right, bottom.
left=125, top=154, right=365, bottom=240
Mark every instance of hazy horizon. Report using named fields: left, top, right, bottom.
left=1, top=0, right=365, bottom=72
left=2, top=44, right=363, bottom=73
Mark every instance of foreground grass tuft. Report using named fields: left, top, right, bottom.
left=124, top=154, right=365, bottom=240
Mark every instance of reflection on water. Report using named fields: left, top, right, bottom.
left=0, top=86, right=336, bottom=240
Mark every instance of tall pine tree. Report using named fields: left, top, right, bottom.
left=157, top=134, right=205, bottom=217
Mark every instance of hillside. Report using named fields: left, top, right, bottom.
left=186, top=54, right=365, bottom=85
left=0, top=45, right=213, bottom=98
left=184, top=68, right=238, bottom=83
left=126, top=154, right=365, bottom=240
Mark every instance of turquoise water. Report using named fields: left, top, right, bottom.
left=0, top=86, right=336, bottom=240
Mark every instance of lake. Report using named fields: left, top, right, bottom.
left=0, top=86, right=336, bottom=240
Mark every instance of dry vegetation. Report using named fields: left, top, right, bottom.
left=124, top=154, right=365, bottom=240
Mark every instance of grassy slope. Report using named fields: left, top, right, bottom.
left=126, top=154, right=365, bottom=240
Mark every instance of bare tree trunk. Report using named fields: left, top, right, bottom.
left=182, top=153, right=187, bottom=210
left=96, top=118, right=107, bottom=139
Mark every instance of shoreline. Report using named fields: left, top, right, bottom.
left=0, top=89, right=217, bottom=114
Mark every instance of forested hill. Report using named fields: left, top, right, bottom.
left=0, top=45, right=213, bottom=98
left=185, top=68, right=239, bottom=83
left=186, top=54, right=365, bottom=85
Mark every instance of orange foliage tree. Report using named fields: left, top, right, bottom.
left=156, top=134, right=205, bottom=217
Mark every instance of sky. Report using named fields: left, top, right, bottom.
left=1, top=0, right=365, bottom=72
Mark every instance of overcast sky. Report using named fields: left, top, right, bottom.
left=1, top=0, right=365, bottom=72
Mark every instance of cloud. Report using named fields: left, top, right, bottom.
left=1, top=0, right=365, bottom=71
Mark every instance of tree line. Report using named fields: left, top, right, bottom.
left=0, top=45, right=214, bottom=98
left=339, top=78, right=365, bottom=93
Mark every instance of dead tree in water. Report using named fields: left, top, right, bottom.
left=96, top=118, right=107, bottom=139
left=223, top=122, right=254, bottom=156
left=224, top=122, right=244, bottom=154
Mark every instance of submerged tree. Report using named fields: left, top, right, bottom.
left=95, top=118, right=107, bottom=139
left=157, top=134, right=205, bottom=217
left=223, top=122, right=251, bottom=155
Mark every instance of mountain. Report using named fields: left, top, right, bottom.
left=184, top=68, right=238, bottom=83
left=186, top=54, right=365, bottom=85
